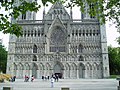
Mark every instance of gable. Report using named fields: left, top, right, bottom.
left=48, top=15, right=67, bottom=35
left=44, top=1, right=71, bottom=20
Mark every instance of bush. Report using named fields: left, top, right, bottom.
left=109, top=75, right=120, bottom=78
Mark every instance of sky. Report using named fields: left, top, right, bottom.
left=0, top=3, right=120, bottom=50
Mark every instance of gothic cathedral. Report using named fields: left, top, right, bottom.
left=6, top=1, right=109, bottom=79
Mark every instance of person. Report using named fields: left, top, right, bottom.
left=48, top=76, right=50, bottom=80
left=56, top=74, right=59, bottom=82
left=31, top=75, right=34, bottom=82
left=13, top=76, right=16, bottom=82
left=24, top=75, right=29, bottom=82
left=42, top=76, right=44, bottom=81
left=51, top=77, right=54, bottom=88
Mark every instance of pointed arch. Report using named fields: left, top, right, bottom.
left=85, top=63, right=92, bottom=78
left=38, top=63, right=44, bottom=78
left=32, top=63, right=38, bottom=78
left=64, top=63, right=70, bottom=70
left=33, top=44, right=37, bottom=53
left=39, top=63, right=44, bottom=70
left=64, top=63, right=70, bottom=78
left=17, top=63, right=24, bottom=78
left=24, top=63, right=30, bottom=77
left=78, top=63, right=85, bottom=78
left=53, top=61, right=64, bottom=78
left=13, top=63, right=17, bottom=70
left=24, top=63, right=30, bottom=70
left=71, top=63, right=77, bottom=70
left=71, top=63, right=77, bottom=78
left=98, top=62, right=103, bottom=78
left=92, top=63, right=98, bottom=78
left=18, top=63, right=24, bottom=70
left=12, top=63, right=17, bottom=76
left=45, top=63, right=51, bottom=76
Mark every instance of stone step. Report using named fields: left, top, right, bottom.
left=0, top=79, right=118, bottom=90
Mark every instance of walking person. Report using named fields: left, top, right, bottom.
left=51, top=77, right=54, bottom=88
left=31, top=75, right=34, bottom=82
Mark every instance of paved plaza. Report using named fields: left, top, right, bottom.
left=0, top=79, right=118, bottom=90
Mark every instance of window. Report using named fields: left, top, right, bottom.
left=33, top=44, right=37, bottom=53
left=79, top=56, right=84, bottom=61
left=22, top=14, right=26, bottom=19
left=78, top=44, right=83, bottom=53
left=33, top=55, right=37, bottom=61
left=31, top=30, right=33, bottom=36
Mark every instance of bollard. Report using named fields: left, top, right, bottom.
left=61, top=87, right=69, bottom=90
left=3, top=87, right=13, bottom=90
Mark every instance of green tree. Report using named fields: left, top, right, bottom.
left=0, top=0, right=120, bottom=36
left=0, top=45, right=7, bottom=73
left=108, top=46, right=120, bottom=75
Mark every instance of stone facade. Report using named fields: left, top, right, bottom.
left=6, top=1, right=109, bottom=79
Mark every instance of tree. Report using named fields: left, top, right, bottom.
left=0, top=0, right=120, bottom=36
left=108, top=46, right=120, bottom=75
left=0, top=45, right=7, bottom=73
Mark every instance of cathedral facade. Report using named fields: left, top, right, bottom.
left=6, top=1, right=109, bottom=79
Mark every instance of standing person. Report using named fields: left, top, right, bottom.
left=42, top=76, right=44, bottom=81
left=31, top=75, right=34, bottom=82
left=48, top=76, right=50, bottom=80
left=56, top=74, right=59, bottom=82
left=51, top=77, right=54, bottom=88
left=13, top=76, right=16, bottom=82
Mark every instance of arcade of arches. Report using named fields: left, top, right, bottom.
left=10, top=62, right=102, bottom=79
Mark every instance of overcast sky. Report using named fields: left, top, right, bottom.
left=0, top=3, right=119, bottom=50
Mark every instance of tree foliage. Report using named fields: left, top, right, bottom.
left=0, top=0, right=120, bottom=36
left=0, top=45, right=7, bottom=73
left=108, top=46, right=120, bottom=75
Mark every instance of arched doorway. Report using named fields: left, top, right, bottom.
left=53, top=61, right=64, bottom=78
left=32, top=63, right=38, bottom=78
